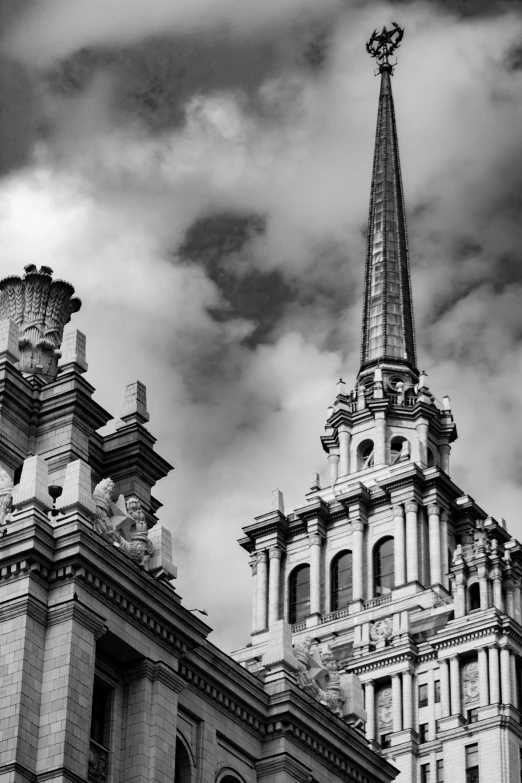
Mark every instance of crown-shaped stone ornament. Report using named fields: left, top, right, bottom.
left=0, top=265, right=81, bottom=381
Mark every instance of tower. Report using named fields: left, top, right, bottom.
left=234, top=25, right=522, bottom=783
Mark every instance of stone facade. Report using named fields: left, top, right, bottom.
left=234, top=27, right=522, bottom=783
left=0, top=271, right=396, bottom=783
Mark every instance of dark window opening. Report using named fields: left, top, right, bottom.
left=90, top=680, right=109, bottom=748
left=421, top=763, right=430, bottom=783
left=469, top=583, right=481, bottom=612
left=374, top=537, right=394, bottom=596
left=467, top=708, right=479, bottom=724
left=419, top=723, right=429, bottom=743
left=358, top=439, right=375, bottom=470
left=434, top=680, right=441, bottom=703
left=390, top=437, right=409, bottom=464
left=466, top=744, right=479, bottom=783
left=436, top=759, right=444, bottom=783
left=13, top=464, right=23, bottom=486
left=331, top=551, right=353, bottom=610
left=289, top=565, right=310, bottom=624
left=419, top=683, right=428, bottom=707
left=380, top=734, right=391, bottom=748
left=427, top=447, right=436, bottom=467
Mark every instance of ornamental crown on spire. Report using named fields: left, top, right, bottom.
left=366, top=22, right=404, bottom=71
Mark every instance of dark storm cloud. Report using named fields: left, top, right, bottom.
left=2, top=0, right=522, bottom=652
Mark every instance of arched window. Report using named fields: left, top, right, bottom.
left=289, top=565, right=310, bottom=624
left=374, top=537, right=394, bottom=596
left=357, top=439, right=374, bottom=471
left=174, top=733, right=193, bottom=783
left=468, top=583, right=480, bottom=611
left=390, top=436, right=410, bottom=464
left=331, top=551, right=353, bottom=610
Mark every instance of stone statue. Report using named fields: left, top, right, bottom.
left=0, top=467, right=13, bottom=526
left=321, top=647, right=346, bottom=717
left=92, top=478, right=122, bottom=545
left=293, top=638, right=347, bottom=717
left=125, top=496, right=154, bottom=566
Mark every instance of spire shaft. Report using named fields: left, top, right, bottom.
left=360, top=27, right=416, bottom=373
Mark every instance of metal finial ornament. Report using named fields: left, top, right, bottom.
left=366, top=22, right=404, bottom=72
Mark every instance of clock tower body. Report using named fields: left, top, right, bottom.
left=233, top=28, right=522, bottom=783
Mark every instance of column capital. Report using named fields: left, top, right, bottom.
left=391, top=672, right=401, bottom=681
left=404, top=501, right=418, bottom=513
left=487, top=643, right=499, bottom=651
left=427, top=503, right=440, bottom=516
left=441, top=510, right=450, bottom=523
left=257, top=550, right=268, bottom=564
left=447, top=652, right=459, bottom=662
left=251, top=562, right=258, bottom=575
left=392, top=505, right=404, bottom=518
left=269, top=547, right=282, bottom=560
left=327, top=452, right=340, bottom=462
left=351, top=519, right=365, bottom=533
left=308, top=533, right=322, bottom=547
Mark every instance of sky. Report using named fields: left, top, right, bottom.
left=1, top=0, right=522, bottom=653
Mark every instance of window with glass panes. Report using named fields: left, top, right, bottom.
left=289, top=565, right=310, bottom=624
left=420, top=764, right=430, bottom=783
left=374, top=537, right=394, bottom=595
left=434, top=680, right=441, bottom=703
left=418, top=683, right=428, bottom=707
left=465, top=743, right=479, bottom=783
left=331, top=551, right=353, bottom=610
left=436, top=759, right=444, bottom=783
left=419, top=723, right=429, bottom=743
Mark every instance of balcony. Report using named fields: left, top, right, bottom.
left=89, top=739, right=109, bottom=783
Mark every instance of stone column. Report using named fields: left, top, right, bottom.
left=440, top=443, right=451, bottom=474
left=492, top=573, right=503, bottom=611
left=427, top=503, right=442, bottom=586
left=403, top=670, right=413, bottom=729
left=365, top=681, right=375, bottom=741
left=500, top=647, right=512, bottom=705
left=256, top=551, right=268, bottom=630
left=416, top=422, right=429, bottom=466
left=309, top=534, right=322, bottom=616
left=478, top=647, right=489, bottom=707
left=352, top=520, right=365, bottom=602
left=441, top=512, right=449, bottom=588
left=339, top=426, right=351, bottom=477
left=427, top=670, right=436, bottom=739
left=489, top=645, right=500, bottom=703
left=478, top=568, right=489, bottom=611
left=449, top=655, right=460, bottom=715
left=393, top=505, right=406, bottom=587
left=36, top=603, right=107, bottom=780
left=250, top=557, right=258, bottom=633
left=405, top=501, right=419, bottom=583
left=392, top=674, right=402, bottom=732
left=123, top=661, right=185, bottom=783
left=506, top=586, right=515, bottom=617
left=268, top=547, right=282, bottom=627
left=374, top=413, right=386, bottom=465
left=328, top=452, right=340, bottom=485
left=511, top=653, right=518, bottom=710
left=439, top=659, right=450, bottom=717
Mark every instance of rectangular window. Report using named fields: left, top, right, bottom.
left=381, top=734, right=391, bottom=748
left=420, top=764, right=430, bottom=783
left=467, top=708, right=479, bottom=724
left=90, top=680, right=109, bottom=747
left=436, top=759, right=444, bottom=783
left=434, top=680, right=441, bottom=703
left=419, top=723, right=429, bottom=743
left=419, top=683, right=428, bottom=707
left=466, top=743, right=479, bottom=783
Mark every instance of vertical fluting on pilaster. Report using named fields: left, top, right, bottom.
left=393, top=505, right=405, bottom=587
left=268, top=548, right=282, bottom=627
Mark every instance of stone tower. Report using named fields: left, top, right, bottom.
left=234, top=26, right=522, bottom=783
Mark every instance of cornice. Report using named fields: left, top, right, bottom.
left=179, top=662, right=266, bottom=736
left=255, top=753, right=312, bottom=783
left=47, top=597, right=108, bottom=638
left=123, top=659, right=186, bottom=693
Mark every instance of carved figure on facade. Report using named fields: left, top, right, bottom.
left=125, top=495, right=154, bottom=566
left=462, top=660, right=479, bottom=704
left=370, top=617, right=392, bottom=642
left=377, top=686, right=393, bottom=731
left=0, top=467, right=13, bottom=526
left=292, top=637, right=347, bottom=717
left=0, top=265, right=81, bottom=381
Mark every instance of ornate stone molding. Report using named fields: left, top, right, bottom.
left=308, top=533, right=322, bottom=547
left=0, top=265, right=81, bottom=381
left=405, top=500, right=418, bottom=513
left=123, top=659, right=186, bottom=693
left=392, top=505, right=404, bottom=518
left=256, top=754, right=312, bottom=783
left=257, top=551, right=268, bottom=564
left=269, top=547, right=282, bottom=560
left=427, top=503, right=440, bottom=516
left=47, top=598, right=108, bottom=639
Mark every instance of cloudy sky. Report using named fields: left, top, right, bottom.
left=1, top=0, right=522, bottom=653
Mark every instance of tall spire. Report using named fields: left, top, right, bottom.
left=360, top=24, right=416, bottom=377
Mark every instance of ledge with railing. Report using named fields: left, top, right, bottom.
left=88, top=739, right=109, bottom=783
